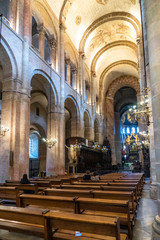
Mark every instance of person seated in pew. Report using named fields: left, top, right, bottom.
left=83, top=170, right=91, bottom=180
left=20, top=174, right=34, bottom=194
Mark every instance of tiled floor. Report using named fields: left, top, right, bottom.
left=0, top=182, right=158, bottom=240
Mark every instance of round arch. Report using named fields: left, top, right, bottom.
left=30, top=69, right=58, bottom=107
left=0, top=37, right=18, bottom=79
left=91, top=40, right=137, bottom=72
left=105, top=75, right=140, bottom=165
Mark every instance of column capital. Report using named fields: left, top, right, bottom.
left=72, top=67, right=78, bottom=74
left=65, top=58, right=71, bottom=65
left=37, top=24, right=46, bottom=34
left=136, top=36, right=142, bottom=45
left=79, top=51, right=85, bottom=58
left=49, top=38, right=57, bottom=49
left=91, top=71, right=97, bottom=78
left=59, top=23, right=66, bottom=31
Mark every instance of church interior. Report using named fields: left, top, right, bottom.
left=0, top=0, right=160, bottom=239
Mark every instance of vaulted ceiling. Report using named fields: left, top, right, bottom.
left=46, top=0, right=141, bottom=95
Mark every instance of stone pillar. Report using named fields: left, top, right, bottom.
left=0, top=83, right=30, bottom=182
left=38, top=25, right=45, bottom=59
left=89, top=125, right=94, bottom=142
left=70, top=117, right=81, bottom=137
left=10, top=0, right=17, bottom=31
left=78, top=52, right=85, bottom=97
left=142, top=0, right=160, bottom=237
left=106, top=96, right=116, bottom=165
left=114, top=112, right=121, bottom=164
left=91, top=71, right=97, bottom=114
left=23, top=0, right=31, bottom=43
left=57, top=23, right=66, bottom=175
left=46, top=111, right=61, bottom=176
left=49, top=38, right=57, bottom=71
left=66, top=59, right=71, bottom=85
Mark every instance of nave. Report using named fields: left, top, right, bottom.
left=0, top=172, right=156, bottom=240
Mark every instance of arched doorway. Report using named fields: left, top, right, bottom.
left=30, top=72, right=57, bottom=176
left=114, top=86, right=142, bottom=170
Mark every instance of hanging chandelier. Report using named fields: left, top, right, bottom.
left=128, top=88, right=152, bottom=126
left=139, top=131, right=150, bottom=148
left=42, top=64, right=57, bottom=149
left=42, top=138, right=57, bottom=149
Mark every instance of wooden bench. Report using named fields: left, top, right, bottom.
left=56, top=184, right=138, bottom=203
left=44, top=210, right=128, bottom=240
left=0, top=206, right=127, bottom=240
left=44, top=188, right=136, bottom=213
left=0, top=185, right=38, bottom=204
left=17, top=194, right=133, bottom=238
left=0, top=205, right=45, bottom=238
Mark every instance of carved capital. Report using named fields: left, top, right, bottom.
left=65, top=58, right=71, bottom=65
left=72, top=68, right=78, bottom=74
left=59, top=23, right=66, bottom=31
left=37, top=24, right=45, bottom=34
left=91, top=71, right=97, bottom=78
left=49, top=38, right=57, bottom=49
left=79, top=51, right=85, bottom=58
left=136, top=37, right=141, bottom=45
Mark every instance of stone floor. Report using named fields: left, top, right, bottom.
left=132, top=182, right=158, bottom=240
left=0, top=181, right=158, bottom=240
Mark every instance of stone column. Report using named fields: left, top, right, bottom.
left=23, top=0, right=31, bottom=43
left=142, top=0, right=160, bottom=237
left=0, top=81, right=30, bottom=182
left=70, top=117, right=81, bottom=137
left=49, top=38, right=57, bottom=71
left=38, top=25, right=45, bottom=59
left=114, top=112, right=121, bottom=164
left=46, top=111, right=60, bottom=176
left=10, top=0, right=17, bottom=31
left=57, top=23, right=66, bottom=175
left=106, top=96, right=116, bottom=165
left=78, top=52, right=85, bottom=97
left=91, top=71, right=97, bottom=113
left=66, top=59, right=71, bottom=85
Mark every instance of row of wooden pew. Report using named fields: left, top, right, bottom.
left=0, top=172, right=144, bottom=239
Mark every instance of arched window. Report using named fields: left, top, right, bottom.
left=0, top=0, right=10, bottom=20
left=32, top=16, right=39, bottom=50
left=44, top=34, right=51, bottom=63
left=29, top=133, right=39, bottom=159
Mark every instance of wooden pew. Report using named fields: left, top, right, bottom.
left=0, top=206, right=127, bottom=240
left=0, top=184, right=38, bottom=203
left=56, top=184, right=138, bottom=202
left=75, top=198, right=133, bottom=239
left=0, top=205, right=45, bottom=238
left=17, top=194, right=133, bottom=238
left=0, top=186, right=16, bottom=200
left=44, top=210, right=127, bottom=240
left=43, top=188, right=136, bottom=213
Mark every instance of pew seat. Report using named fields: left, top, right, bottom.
left=0, top=206, right=128, bottom=240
